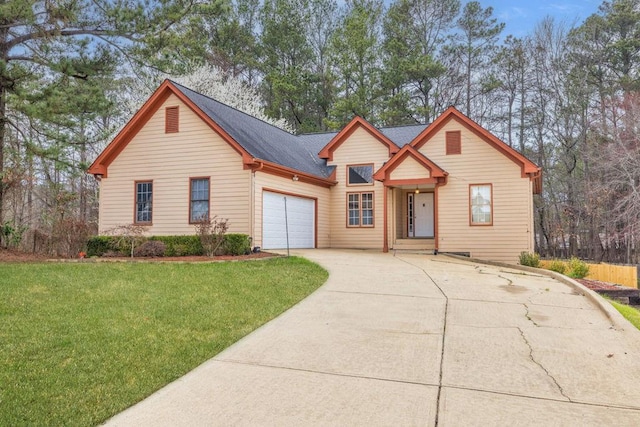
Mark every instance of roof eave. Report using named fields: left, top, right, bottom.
left=247, top=158, right=337, bottom=188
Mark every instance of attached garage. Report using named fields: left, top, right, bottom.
left=262, top=191, right=316, bottom=249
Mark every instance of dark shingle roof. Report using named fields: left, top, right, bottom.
left=172, top=81, right=333, bottom=178
left=380, top=124, right=428, bottom=147
left=172, top=81, right=430, bottom=179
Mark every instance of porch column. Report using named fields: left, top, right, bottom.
left=383, top=185, right=389, bottom=252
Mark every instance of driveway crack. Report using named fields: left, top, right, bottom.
left=517, top=326, right=572, bottom=402
left=394, top=255, right=448, bottom=426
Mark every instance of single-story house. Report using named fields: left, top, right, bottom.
left=88, top=80, right=541, bottom=263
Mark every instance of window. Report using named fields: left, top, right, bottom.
left=470, top=184, right=492, bottom=225
left=347, top=192, right=374, bottom=227
left=165, top=106, right=179, bottom=133
left=135, top=181, right=153, bottom=223
left=190, top=178, right=210, bottom=223
left=446, top=130, right=461, bottom=155
left=347, top=164, right=374, bottom=185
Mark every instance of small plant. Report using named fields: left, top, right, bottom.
left=567, top=256, right=589, bottom=279
left=105, top=224, right=148, bottom=258
left=1, top=221, right=27, bottom=249
left=194, top=216, right=229, bottom=257
left=519, top=251, right=540, bottom=268
left=547, top=259, right=567, bottom=274
left=133, top=240, right=166, bottom=257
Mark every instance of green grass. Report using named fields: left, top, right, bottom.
left=0, top=257, right=327, bottom=426
left=608, top=300, right=640, bottom=330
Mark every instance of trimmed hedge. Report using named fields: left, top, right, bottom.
left=86, top=234, right=251, bottom=257
left=224, top=234, right=251, bottom=256
left=149, top=236, right=203, bottom=256
left=86, top=236, right=119, bottom=257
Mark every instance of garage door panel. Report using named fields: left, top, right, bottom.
left=263, top=192, right=315, bottom=249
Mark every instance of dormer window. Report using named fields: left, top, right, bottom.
left=347, top=164, right=374, bottom=186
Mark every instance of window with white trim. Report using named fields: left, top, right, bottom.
left=470, top=184, right=492, bottom=225
left=348, top=192, right=374, bottom=227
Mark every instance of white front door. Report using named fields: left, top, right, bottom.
left=413, top=192, right=434, bottom=238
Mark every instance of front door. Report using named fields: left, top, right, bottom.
left=409, top=192, right=434, bottom=238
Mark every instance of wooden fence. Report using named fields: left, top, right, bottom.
left=540, top=260, right=637, bottom=289
left=585, top=263, right=637, bottom=289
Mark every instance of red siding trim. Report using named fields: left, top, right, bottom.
left=411, top=107, right=540, bottom=178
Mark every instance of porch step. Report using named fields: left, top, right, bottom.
left=393, top=249, right=436, bottom=255
left=392, top=239, right=436, bottom=251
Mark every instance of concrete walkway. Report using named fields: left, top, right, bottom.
left=105, top=250, right=640, bottom=426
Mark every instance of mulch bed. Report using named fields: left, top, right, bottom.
left=97, top=252, right=278, bottom=262
left=576, top=278, right=627, bottom=291
left=0, top=248, right=278, bottom=263
left=0, top=249, right=49, bottom=263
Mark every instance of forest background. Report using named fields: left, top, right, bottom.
left=0, top=0, right=638, bottom=263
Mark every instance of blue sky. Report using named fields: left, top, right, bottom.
left=477, top=0, right=603, bottom=37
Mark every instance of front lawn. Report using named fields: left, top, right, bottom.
left=608, top=300, right=640, bottom=330
left=0, top=257, right=327, bottom=426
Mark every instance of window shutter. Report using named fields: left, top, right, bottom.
left=446, top=131, right=461, bottom=155
left=165, top=106, right=179, bottom=133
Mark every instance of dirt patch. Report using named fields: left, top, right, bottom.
left=499, top=284, right=528, bottom=294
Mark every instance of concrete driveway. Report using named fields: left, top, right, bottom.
left=105, top=250, right=640, bottom=426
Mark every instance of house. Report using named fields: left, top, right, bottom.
left=88, top=80, right=541, bottom=263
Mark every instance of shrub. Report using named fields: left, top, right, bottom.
left=150, top=236, right=203, bottom=256
left=519, top=251, right=540, bottom=268
left=87, top=236, right=121, bottom=257
left=133, top=240, right=166, bottom=257
left=547, top=259, right=566, bottom=274
left=104, top=224, right=148, bottom=258
left=567, top=257, right=589, bottom=279
left=194, top=217, right=229, bottom=257
left=224, top=234, right=251, bottom=255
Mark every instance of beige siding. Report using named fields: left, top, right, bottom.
left=328, top=127, right=389, bottom=248
left=99, top=94, right=251, bottom=235
left=389, top=157, right=431, bottom=180
left=252, top=172, right=331, bottom=248
left=420, top=120, right=534, bottom=263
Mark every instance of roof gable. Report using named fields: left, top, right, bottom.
left=373, top=145, right=447, bottom=185
left=410, top=107, right=540, bottom=177
left=318, top=116, right=400, bottom=161
left=88, top=80, right=253, bottom=177
left=89, top=80, right=336, bottom=186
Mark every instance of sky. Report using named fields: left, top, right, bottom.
left=474, top=0, right=603, bottom=37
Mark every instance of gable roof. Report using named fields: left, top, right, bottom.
left=373, top=145, right=448, bottom=184
left=411, top=106, right=541, bottom=178
left=318, top=116, right=400, bottom=161
left=171, top=82, right=334, bottom=179
left=88, top=80, right=335, bottom=183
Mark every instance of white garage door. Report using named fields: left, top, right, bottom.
left=263, top=191, right=315, bottom=249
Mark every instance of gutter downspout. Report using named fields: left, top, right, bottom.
left=250, top=160, right=264, bottom=249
